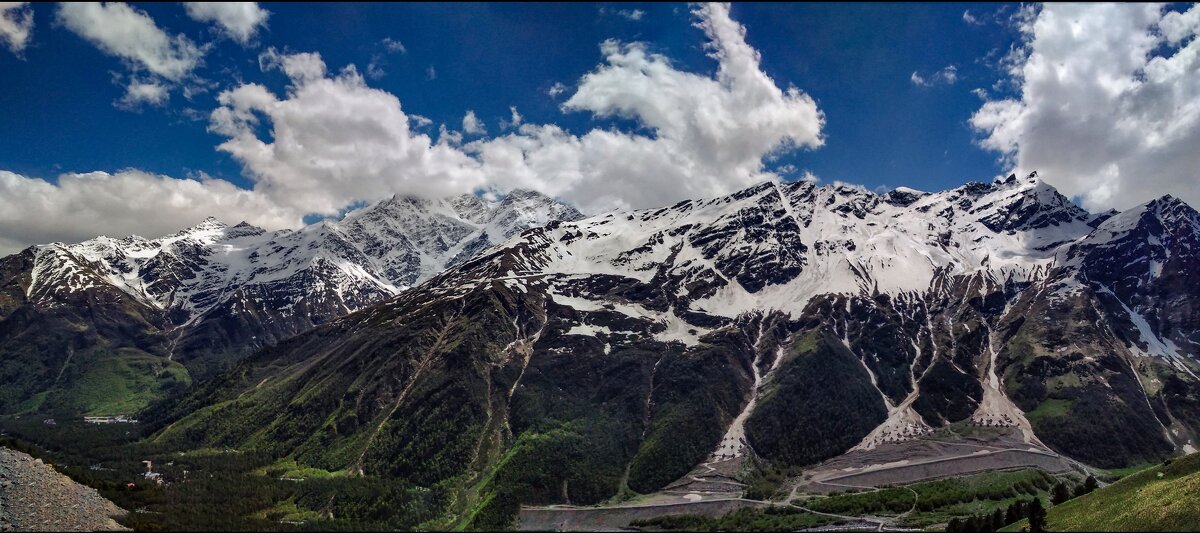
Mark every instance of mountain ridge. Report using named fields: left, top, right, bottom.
left=0, top=188, right=583, bottom=414
left=141, top=173, right=1200, bottom=528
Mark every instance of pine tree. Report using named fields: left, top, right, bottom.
left=1051, top=481, right=1072, bottom=504
left=966, top=515, right=981, bottom=532
left=1075, top=475, right=1098, bottom=497
left=947, top=517, right=962, bottom=533
left=1005, top=502, right=1019, bottom=525
left=991, top=508, right=1005, bottom=531
left=1028, top=498, right=1047, bottom=533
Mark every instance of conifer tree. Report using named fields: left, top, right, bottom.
left=1028, top=498, right=1047, bottom=533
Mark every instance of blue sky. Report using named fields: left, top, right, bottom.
left=1, top=3, right=1197, bottom=253
left=1, top=3, right=1016, bottom=191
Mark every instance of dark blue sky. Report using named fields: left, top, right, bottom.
left=0, top=2, right=1024, bottom=194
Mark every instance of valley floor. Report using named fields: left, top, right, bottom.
left=519, top=427, right=1087, bottom=531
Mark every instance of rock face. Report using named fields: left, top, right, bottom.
left=154, top=174, right=1200, bottom=527
left=0, top=447, right=128, bottom=531
left=0, top=190, right=582, bottom=414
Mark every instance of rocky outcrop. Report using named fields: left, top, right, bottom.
left=0, top=447, right=128, bottom=531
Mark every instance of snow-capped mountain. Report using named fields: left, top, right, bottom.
left=7, top=171, right=1200, bottom=528
left=0, top=189, right=581, bottom=413
left=439, top=172, right=1102, bottom=316
left=103, top=173, right=1200, bottom=528
left=25, top=188, right=582, bottom=322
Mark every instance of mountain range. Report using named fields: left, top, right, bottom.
left=0, top=189, right=581, bottom=414
left=3, top=172, right=1199, bottom=528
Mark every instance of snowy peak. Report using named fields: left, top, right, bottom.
left=170, top=216, right=231, bottom=244
left=1071, top=193, right=1200, bottom=262
left=883, top=186, right=928, bottom=207
left=1065, top=193, right=1200, bottom=299
left=16, top=189, right=583, bottom=332
left=446, top=174, right=1135, bottom=324
left=972, top=174, right=1092, bottom=234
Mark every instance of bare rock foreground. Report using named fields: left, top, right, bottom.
left=0, top=447, right=128, bottom=531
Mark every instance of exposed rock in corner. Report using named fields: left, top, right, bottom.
left=0, top=447, right=128, bottom=531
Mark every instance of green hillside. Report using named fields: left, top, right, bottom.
left=1002, top=452, right=1200, bottom=531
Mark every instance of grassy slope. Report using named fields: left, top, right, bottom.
left=1002, top=452, right=1200, bottom=532
left=797, top=468, right=1054, bottom=528
left=62, top=349, right=192, bottom=415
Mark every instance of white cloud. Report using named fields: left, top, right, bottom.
left=57, top=2, right=202, bottom=81
left=117, top=80, right=169, bottom=109
left=0, top=2, right=33, bottom=56
left=183, top=2, right=269, bottom=46
left=547, top=82, right=567, bottom=98
left=364, top=38, right=406, bottom=80
left=410, top=114, right=433, bottom=128
left=205, top=3, right=824, bottom=217
left=911, top=65, right=957, bottom=87
left=0, top=169, right=299, bottom=255
left=470, top=3, right=825, bottom=212
left=499, top=106, right=523, bottom=129
left=425, top=65, right=436, bottom=80
left=2, top=2, right=823, bottom=253
left=258, top=47, right=325, bottom=83
left=462, top=110, right=486, bottom=135
left=971, top=3, right=1200, bottom=211
left=618, top=9, right=645, bottom=21
left=209, top=51, right=485, bottom=216
left=382, top=37, right=406, bottom=54
left=1, top=3, right=829, bottom=253
left=438, top=124, right=463, bottom=146
left=962, top=9, right=981, bottom=25
left=600, top=6, right=646, bottom=21
left=366, top=61, right=385, bottom=80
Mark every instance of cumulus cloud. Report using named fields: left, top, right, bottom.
left=58, top=2, right=202, bottom=81
left=962, top=9, right=981, bottom=26
left=462, top=110, right=486, bottom=135
left=381, top=37, right=405, bottom=54
left=1, top=3, right=829, bottom=253
left=258, top=47, right=325, bottom=83
left=971, top=3, right=1200, bottom=211
left=410, top=114, right=433, bottom=128
left=57, top=2, right=207, bottom=108
left=209, top=51, right=485, bottom=216
left=183, top=2, right=268, bottom=45
left=0, top=2, right=33, bottom=56
left=617, top=9, right=645, bottom=21
left=600, top=6, right=645, bottom=21
left=366, top=38, right=406, bottom=80
left=499, top=106, right=523, bottom=130
left=911, top=65, right=958, bottom=87
left=0, top=169, right=299, bottom=255
left=547, top=82, right=567, bottom=98
left=204, top=3, right=824, bottom=216
left=470, top=3, right=825, bottom=211
left=365, top=61, right=385, bottom=80
left=117, top=79, right=169, bottom=109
